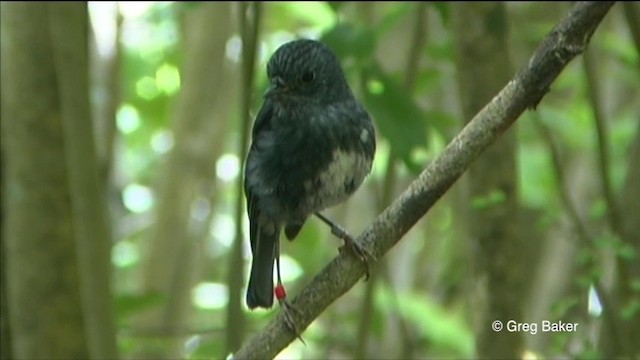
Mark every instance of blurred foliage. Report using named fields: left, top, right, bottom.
left=89, top=2, right=639, bottom=359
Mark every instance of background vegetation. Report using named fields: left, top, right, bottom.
left=1, top=2, right=638, bottom=359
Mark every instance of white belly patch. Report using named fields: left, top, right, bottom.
left=310, top=149, right=371, bottom=211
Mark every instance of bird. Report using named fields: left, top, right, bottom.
left=243, top=39, right=376, bottom=320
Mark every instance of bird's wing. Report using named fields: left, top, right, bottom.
left=245, top=99, right=275, bottom=252
left=251, top=98, right=274, bottom=139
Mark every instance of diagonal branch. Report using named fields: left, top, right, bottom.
left=233, top=2, right=615, bottom=359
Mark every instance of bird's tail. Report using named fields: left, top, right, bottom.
left=246, top=226, right=279, bottom=309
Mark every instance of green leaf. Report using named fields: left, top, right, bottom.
left=362, top=66, right=429, bottom=172
left=321, top=23, right=376, bottom=61
left=116, top=292, right=165, bottom=321
left=576, top=349, right=602, bottom=360
left=471, top=189, right=507, bottom=210
left=373, top=3, right=413, bottom=38
left=424, top=109, right=459, bottom=136
left=326, top=1, right=344, bottom=13
left=281, top=219, right=326, bottom=274
left=189, top=339, right=221, bottom=360
left=550, top=296, right=579, bottom=319
left=426, top=38, right=454, bottom=61
left=620, top=298, right=640, bottom=320
left=588, top=198, right=607, bottom=220
left=430, top=2, right=451, bottom=25
left=616, top=242, right=637, bottom=261
left=264, top=2, right=335, bottom=32
left=376, top=285, right=474, bottom=356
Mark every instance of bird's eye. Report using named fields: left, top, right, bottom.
left=301, top=71, right=315, bottom=83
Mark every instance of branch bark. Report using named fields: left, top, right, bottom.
left=233, top=2, right=615, bottom=359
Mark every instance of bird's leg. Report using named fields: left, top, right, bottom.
left=275, top=248, right=306, bottom=344
left=314, top=212, right=375, bottom=280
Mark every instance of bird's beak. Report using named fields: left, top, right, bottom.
left=265, top=76, right=286, bottom=97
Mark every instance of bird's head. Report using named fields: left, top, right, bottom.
left=265, top=39, right=351, bottom=103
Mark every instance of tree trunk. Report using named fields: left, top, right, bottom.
left=49, top=3, right=119, bottom=358
left=1, top=145, right=11, bottom=360
left=1, top=3, right=90, bottom=358
left=453, top=2, right=524, bottom=358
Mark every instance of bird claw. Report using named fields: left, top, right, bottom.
left=315, top=213, right=375, bottom=280
left=334, top=226, right=376, bottom=280
left=279, top=299, right=306, bottom=344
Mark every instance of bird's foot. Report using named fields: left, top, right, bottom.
left=275, top=284, right=306, bottom=344
left=337, top=229, right=375, bottom=280
left=314, top=212, right=376, bottom=280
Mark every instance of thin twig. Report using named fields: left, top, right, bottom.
left=531, top=115, right=629, bottom=355
left=225, top=2, right=262, bottom=356
left=583, top=44, right=635, bottom=358
left=583, top=49, right=621, bottom=234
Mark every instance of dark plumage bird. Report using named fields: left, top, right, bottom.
left=244, top=39, right=376, bottom=309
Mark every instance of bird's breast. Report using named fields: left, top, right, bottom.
left=303, top=148, right=372, bottom=212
